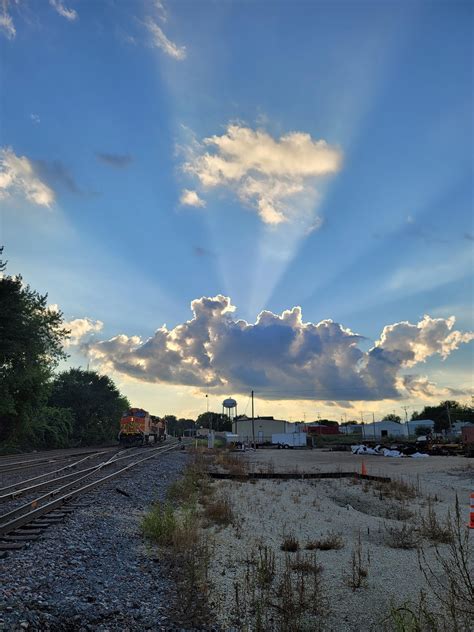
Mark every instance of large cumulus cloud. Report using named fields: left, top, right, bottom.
left=79, top=296, right=473, bottom=401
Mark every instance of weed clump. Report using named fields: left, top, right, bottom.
left=141, top=501, right=176, bottom=545
left=384, top=522, right=421, bottom=550
left=419, top=499, right=453, bottom=544
left=305, top=532, right=344, bottom=551
left=281, top=534, right=299, bottom=552
left=203, top=493, right=234, bottom=526
left=345, top=532, right=368, bottom=591
left=375, top=478, right=419, bottom=502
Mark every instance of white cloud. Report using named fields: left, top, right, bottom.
left=400, top=375, right=465, bottom=399
left=64, top=317, right=104, bottom=347
left=49, top=0, right=77, bottom=21
left=183, top=124, right=342, bottom=225
left=30, top=113, right=41, bottom=124
left=154, top=0, right=167, bottom=22
left=82, top=296, right=473, bottom=401
left=180, top=189, right=206, bottom=208
left=0, top=8, right=15, bottom=39
left=0, top=147, right=55, bottom=207
left=144, top=17, right=186, bottom=60
left=373, top=315, right=474, bottom=368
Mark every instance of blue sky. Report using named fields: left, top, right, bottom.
left=1, top=0, right=472, bottom=421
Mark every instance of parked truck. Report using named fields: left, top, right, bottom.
left=271, top=432, right=307, bottom=449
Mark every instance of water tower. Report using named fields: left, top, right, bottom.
left=222, top=397, right=237, bottom=422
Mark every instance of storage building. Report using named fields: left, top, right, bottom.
left=232, top=416, right=295, bottom=444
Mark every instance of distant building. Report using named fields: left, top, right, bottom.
left=233, top=416, right=294, bottom=443
left=452, top=420, right=474, bottom=436
left=340, top=424, right=363, bottom=435
left=406, top=419, right=435, bottom=436
left=361, top=419, right=434, bottom=439
left=306, top=423, right=340, bottom=436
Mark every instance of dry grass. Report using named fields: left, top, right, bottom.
left=203, top=492, right=234, bottom=526
left=384, top=522, right=421, bottom=550
left=383, top=496, right=473, bottom=631
left=281, top=534, right=299, bottom=552
left=345, top=532, right=368, bottom=591
left=374, top=478, right=419, bottom=502
left=290, top=552, right=323, bottom=574
left=386, top=503, right=414, bottom=522
left=418, top=499, right=453, bottom=544
left=214, top=450, right=248, bottom=476
left=305, top=532, right=344, bottom=551
left=233, top=548, right=328, bottom=632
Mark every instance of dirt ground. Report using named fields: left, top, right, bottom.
left=204, top=449, right=473, bottom=632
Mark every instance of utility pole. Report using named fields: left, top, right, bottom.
left=446, top=402, right=453, bottom=436
left=402, top=405, right=410, bottom=438
left=251, top=390, right=255, bottom=447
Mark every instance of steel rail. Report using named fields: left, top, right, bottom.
left=0, top=446, right=155, bottom=500
left=0, top=448, right=119, bottom=473
left=0, top=450, right=124, bottom=495
left=0, top=447, right=141, bottom=523
left=0, top=442, right=176, bottom=525
left=0, top=443, right=179, bottom=537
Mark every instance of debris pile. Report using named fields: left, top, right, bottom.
left=351, top=445, right=429, bottom=458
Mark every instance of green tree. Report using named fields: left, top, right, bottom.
left=163, top=415, right=195, bottom=436
left=411, top=400, right=474, bottom=433
left=0, top=249, right=69, bottom=444
left=382, top=414, right=401, bottom=423
left=196, top=411, right=232, bottom=432
left=48, top=368, right=129, bottom=444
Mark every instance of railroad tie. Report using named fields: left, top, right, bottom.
left=2, top=534, right=40, bottom=541
left=0, top=542, right=25, bottom=550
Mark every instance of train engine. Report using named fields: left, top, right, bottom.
left=119, top=408, right=166, bottom=445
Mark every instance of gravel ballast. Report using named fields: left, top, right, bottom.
left=1, top=449, right=190, bottom=631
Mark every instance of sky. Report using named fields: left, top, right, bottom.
left=1, top=0, right=473, bottom=423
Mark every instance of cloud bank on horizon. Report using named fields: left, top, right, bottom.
left=182, top=124, right=342, bottom=226
left=71, top=295, right=473, bottom=402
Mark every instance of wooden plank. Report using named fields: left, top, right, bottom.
left=3, top=535, right=39, bottom=541
left=0, top=542, right=24, bottom=550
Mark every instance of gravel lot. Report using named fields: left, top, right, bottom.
left=205, top=449, right=473, bottom=631
left=1, top=449, right=191, bottom=632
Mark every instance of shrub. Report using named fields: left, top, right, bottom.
left=142, top=502, right=176, bottom=545
left=281, top=534, right=299, bottom=552
left=305, top=532, right=344, bottom=551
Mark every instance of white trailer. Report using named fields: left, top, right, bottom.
left=271, top=432, right=307, bottom=448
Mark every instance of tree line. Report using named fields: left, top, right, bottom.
left=0, top=249, right=232, bottom=452
left=0, top=249, right=129, bottom=452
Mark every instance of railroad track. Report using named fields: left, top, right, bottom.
left=0, top=446, right=138, bottom=501
left=0, top=441, right=181, bottom=554
left=0, top=446, right=119, bottom=474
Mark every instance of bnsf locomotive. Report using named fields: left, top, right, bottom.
left=119, top=408, right=167, bottom=445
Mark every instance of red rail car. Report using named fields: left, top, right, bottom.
left=119, top=408, right=167, bottom=445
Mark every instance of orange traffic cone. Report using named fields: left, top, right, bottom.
left=361, top=461, right=367, bottom=476
left=469, top=493, right=474, bottom=529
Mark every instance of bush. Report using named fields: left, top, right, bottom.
left=142, top=502, right=177, bottom=545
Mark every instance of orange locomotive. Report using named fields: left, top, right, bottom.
left=119, top=408, right=167, bottom=445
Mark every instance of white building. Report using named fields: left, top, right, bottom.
left=361, top=420, right=407, bottom=439
left=361, top=419, right=435, bottom=439
left=406, top=419, right=435, bottom=436
left=339, top=424, right=363, bottom=435
left=232, top=416, right=294, bottom=444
